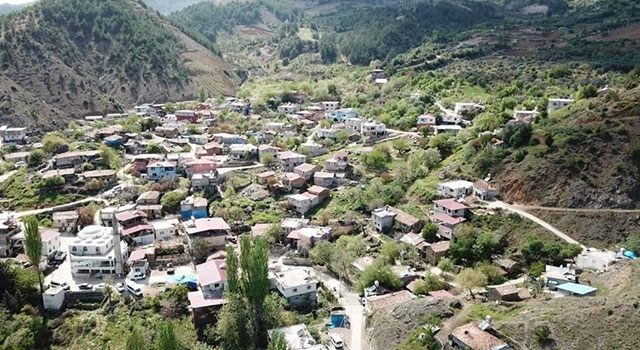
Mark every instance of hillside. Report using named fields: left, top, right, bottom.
left=0, top=2, right=33, bottom=15
left=142, top=0, right=218, bottom=15
left=0, top=0, right=238, bottom=130
left=492, top=86, right=640, bottom=209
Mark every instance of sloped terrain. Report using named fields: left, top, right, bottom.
left=0, top=0, right=237, bottom=131
left=494, top=87, right=640, bottom=209
left=495, top=260, right=640, bottom=350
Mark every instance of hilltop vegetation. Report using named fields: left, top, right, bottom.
left=0, top=0, right=237, bottom=129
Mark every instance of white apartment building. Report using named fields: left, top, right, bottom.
left=547, top=98, right=574, bottom=113
left=277, top=103, right=300, bottom=114
left=271, top=267, right=318, bottom=306
left=321, top=101, right=340, bottom=111
left=68, top=225, right=128, bottom=276
left=361, top=120, right=386, bottom=137
left=149, top=218, right=180, bottom=241
left=41, top=229, right=61, bottom=256
left=437, top=180, right=474, bottom=198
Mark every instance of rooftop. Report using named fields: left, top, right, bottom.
left=387, top=206, right=421, bottom=226
left=115, top=210, right=148, bottom=222
left=440, top=180, right=474, bottom=190
left=83, top=169, right=116, bottom=178
left=555, top=282, right=597, bottom=295
left=188, top=291, right=226, bottom=309
left=196, top=259, right=227, bottom=286
left=281, top=218, right=309, bottom=229
left=432, top=213, right=466, bottom=225
left=367, top=290, right=414, bottom=311
left=128, top=248, right=147, bottom=262
left=474, top=180, right=498, bottom=192
left=294, top=163, right=317, bottom=172
left=452, top=323, right=509, bottom=350
left=428, top=290, right=455, bottom=298
left=434, top=198, right=468, bottom=211
left=122, top=223, right=154, bottom=237
left=40, top=229, right=60, bottom=242
left=307, top=185, right=328, bottom=195
left=268, top=324, right=324, bottom=350
left=274, top=267, right=317, bottom=289
left=429, top=240, right=451, bottom=253
left=314, top=171, right=334, bottom=179
left=279, top=151, right=306, bottom=160
left=184, top=218, right=230, bottom=234
left=52, top=210, right=79, bottom=220
left=251, top=223, right=271, bottom=237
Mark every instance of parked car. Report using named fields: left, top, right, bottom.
left=132, top=272, right=146, bottom=281
left=78, top=283, right=93, bottom=290
left=166, top=263, right=175, bottom=275
left=50, top=280, right=70, bottom=291
left=96, top=283, right=106, bottom=290
left=115, top=282, right=125, bottom=293
left=54, top=251, right=67, bottom=261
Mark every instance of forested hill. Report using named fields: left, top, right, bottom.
left=142, top=0, right=219, bottom=15
left=0, top=0, right=238, bottom=130
left=0, top=2, right=33, bottom=15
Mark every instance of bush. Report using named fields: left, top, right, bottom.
left=356, top=259, right=403, bottom=293
left=161, top=191, right=186, bottom=214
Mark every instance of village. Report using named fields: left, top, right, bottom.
left=0, top=88, right=630, bottom=350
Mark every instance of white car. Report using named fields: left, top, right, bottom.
left=115, top=282, right=125, bottom=293
left=132, top=272, right=146, bottom=281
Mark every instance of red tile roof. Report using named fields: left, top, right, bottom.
left=188, top=291, right=227, bottom=309
left=128, top=248, right=147, bottom=262
left=433, top=213, right=466, bottom=225
left=185, top=218, right=230, bottom=235
left=115, top=210, right=148, bottom=222
left=40, top=229, right=60, bottom=242
left=196, top=259, right=227, bottom=286
left=307, top=185, right=328, bottom=195
left=428, top=240, right=450, bottom=253
left=434, top=198, right=468, bottom=211
left=451, top=323, right=507, bottom=350
left=122, top=224, right=154, bottom=237
left=279, top=151, right=306, bottom=160
left=367, top=290, right=414, bottom=311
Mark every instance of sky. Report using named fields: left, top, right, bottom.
left=0, top=0, right=34, bottom=4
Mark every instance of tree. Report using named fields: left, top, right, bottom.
left=192, top=237, right=209, bottom=263
left=263, top=224, right=282, bottom=245
left=392, top=138, right=411, bottom=153
left=309, top=240, right=333, bottom=266
left=198, top=87, right=206, bottom=103
left=421, top=223, right=438, bottom=242
left=437, top=258, right=454, bottom=273
left=161, top=191, right=186, bottom=214
left=428, top=133, right=457, bottom=157
left=99, top=145, right=120, bottom=169
left=145, top=143, right=164, bottom=154
left=78, top=204, right=98, bottom=227
left=533, top=324, right=552, bottom=344
left=455, top=268, right=487, bottom=299
left=422, top=148, right=442, bottom=168
left=42, top=134, right=67, bottom=154
left=267, top=331, right=290, bottom=350
left=356, top=259, right=403, bottom=293
left=155, top=321, right=179, bottom=350
left=380, top=242, right=402, bottom=265
left=260, top=154, right=276, bottom=166
left=126, top=327, right=145, bottom=350
left=472, top=233, right=500, bottom=262
left=327, top=83, right=338, bottom=96
left=27, top=150, right=44, bottom=168
left=23, top=216, right=43, bottom=296
left=577, top=84, right=597, bottom=100
left=412, top=274, right=444, bottom=295
left=239, top=236, right=270, bottom=348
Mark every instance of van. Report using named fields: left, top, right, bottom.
left=330, top=334, right=343, bottom=349
left=125, top=279, right=143, bottom=297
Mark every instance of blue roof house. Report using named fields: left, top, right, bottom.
left=181, top=196, right=209, bottom=220
left=555, top=282, right=597, bottom=297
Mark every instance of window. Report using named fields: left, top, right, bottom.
left=307, top=285, right=312, bottom=290
left=96, top=247, right=100, bottom=253
left=72, top=247, right=77, bottom=252
left=83, top=247, right=88, bottom=252
left=292, top=288, right=298, bottom=293
left=214, top=283, right=219, bottom=288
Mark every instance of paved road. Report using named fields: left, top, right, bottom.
left=386, top=128, right=419, bottom=137
left=507, top=203, right=640, bottom=214
left=487, top=201, right=585, bottom=248
left=217, top=162, right=264, bottom=175
left=15, top=197, right=106, bottom=218
left=315, top=271, right=366, bottom=350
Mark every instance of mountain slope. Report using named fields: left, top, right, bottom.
left=142, top=0, right=222, bottom=15
left=0, top=0, right=237, bottom=130
left=0, top=2, right=33, bottom=15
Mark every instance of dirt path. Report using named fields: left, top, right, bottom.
left=436, top=301, right=473, bottom=346
left=510, top=203, right=640, bottom=214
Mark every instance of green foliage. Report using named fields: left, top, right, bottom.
left=502, top=122, right=533, bottom=148
left=437, top=258, right=454, bottom=273
left=475, top=263, right=506, bottom=285
left=198, top=87, right=206, bottom=103
left=309, top=240, right=333, bottom=266
left=267, top=331, right=290, bottom=350
left=380, top=241, right=403, bottom=265
left=42, top=133, right=67, bottom=154
left=577, top=84, right=598, bottom=100
left=161, top=191, right=186, bottom=214
left=356, top=259, right=403, bottom=293
left=421, top=223, right=439, bottom=242
left=449, top=227, right=503, bottom=267
left=411, top=274, right=444, bottom=295
left=428, top=133, right=458, bottom=157
left=155, top=321, right=180, bottom=350
left=533, top=324, right=552, bottom=344
left=37, top=175, right=65, bottom=192
left=27, top=150, right=44, bottom=168
left=528, top=261, right=546, bottom=277
left=100, top=145, right=121, bottom=170
left=145, top=143, right=165, bottom=154
left=0, top=261, right=40, bottom=314
left=360, top=148, right=389, bottom=170
left=126, top=327, right=146, bottom=350
left=455, top=268, right=488, bottom=298
left=23, top=216, right=43, bottom=295
left=521, top=237, right=582, bottom=266
left=396, top=328, right=439, bottom=350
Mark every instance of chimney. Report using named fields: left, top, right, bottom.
left=111, top=213, right=123, bottom=276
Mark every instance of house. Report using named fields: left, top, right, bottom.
left=191, top=172, right=217, bottom=191
left=432, top=213, right=466, bottom=239
left=316, top=128, right=338, bottom=139
left=227, top=99, right=250, bottom=113
left=188, top=290, right=227, bottom=326
left=104, top=135, right=123, bottom=147
left=175, top=110, right=198, bottom=122
left=280, top=218, right=309, bottom=234
left=487, top=284, right=529, bottom=302
left=83, top=170, right=117, bottom=184
left=147, top=161, right=177, bottom=181
left=268, top=324, right=327, bottom=350
left=52, top=211, right=79, bottom=232
left=325, top=151, right=349, bottom=172
left=454, top=102, right=484, bottom=115
left=544, top=265, right=578, bottom=287
left=575, top=248, right=617, bottom=271
left=325, top=108, right=356, bottom=122
left=184, top=218, right=230, bottom=251
left=400, top=233, right=427, bottom=256
left=494, top=258, right=520, bottom=277
left=371, top=207, right=396, bottom=233
left=181, top=196, right=209, bottom=220
left=0, top=214, right=20, bottom=258
left=196, top=259, right=227, bottom=297
left=149, top=218, right=180, bottom=242
left=513, top=109, right=539, bottom=123
left=0, top=126, right=27, bottom=143
left=271, top=267, right=318, bottom=307
left=287, top=226, right=331, bottom=250
left=364, top=290, right=414, bottom=313
left=136, top=190, right=161, bottom=205
left=131, top=154, right=164, bottom=173
left=434, top=125, right=462, bottom=135
left=137, top=205, right=163, bottom=220
left=450, top=322, right=510, bottom=350
left=4, top=151, right=29, bottom=163
left=100, top=204, right=137, bottom=227
left=441, top=113, right=462, bottom=125
left=188, top=134, right=208, bottom=145
left=277, top=103, right=299, bottom=114
left=287, top=194, right=314, bottom=215
left=345, top=117, right=363, bottom=133
left=40, top=229, right=61, bottom=256
left=299, top=140, right=327, bottom=157
left=155, top=126, right=180, bottom=138
left=417, top=114, right=437, bottom=129
left=68, top=225, right=129, bottom=276
left=203, top=142, right=224, bottom=156
left=185, top=159, right=218, bottom=178
left=361, top=120, right=387, bottom=138
left=438, top=180, right=474, bottom=198
left=313, top=172, right=335, bottom=188
left=425, top=240, right=450, bottom=265
left=257, top=171, right=277, bottom=185
left=547, top=98, right=574, bottom=113
left=53, top=151, right=101, bottom=169
left=127, top=248, right=150, bottom=279
left=474, top=180, right=499, bottom=200
left=212, top=133, right=247, bottom=145
left=321, top=101, right=340, bottom=111
left=387, top=206, right=424, bottom=233
left=278, top=151, right=307, bottom=172
left=258, top=145, right=281, bottom=159
left=555, top=282, right=597, bottom=297
left=265, top=122, right=287, bottom=132
left=251, top=223, right=271, bottom=238
left=434, top=198, right=468, bottom=218
left=42, top=169, right=77, bottom=183
left=229, top=144, right=258, bottom=160
left=294, top=163, right=318, bottom=181
left=307, top=185, right=329, bottom=199
left=291, top=91, right=309, bottom=103
left=428, top=290, right=455, bottom=299
left=283, top=172, right=306, bottom=189
left=117, top=210, right=154, bottom=246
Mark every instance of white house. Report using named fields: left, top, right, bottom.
left=229, top=144, right=258, bottom=160
left=41, top=229, right=61, bottom=256
left=454, top=103, right=484, bottom=115
left=68, top=225, right=128, bottom=276
left=271, top=267, right=317, bottom=306
left=433, top=198, right=468, bottom=218
left=287, top=194, right=314, bottom=215
left=345, top=117, right=364, bottom=133
left=371, top=207, right=396, bottom=232
left=437, top=180, right=474, bottom=198
left=548, top=98, right=574, bottom=113
left=0, top=126, right=27, bottom=142
left=361, top=120, right=386, bottom=137
left=277, top=103, right=300, bottom=114
left=52, top=211, right=79, bottom=232
left=100, top=204, right=137, bottom=227
left=417, top=114, right=437, bottom=128
left=434, top=125, right=462, bottom=135
left=321, top=101, right=340, bottom=111
left=149, top=218, right=180, bottom=242
left=513, top=109, right=539, bottom=123
left=441, top=113, right=462, bottom=125
left=278, top=151, right=307, bottom=172
left=316, top=128, right=338, bottom=139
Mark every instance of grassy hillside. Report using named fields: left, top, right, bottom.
left=0, top=0, right=237, bottom=130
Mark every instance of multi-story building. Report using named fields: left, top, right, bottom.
left=196, top=259, right=227, bottom=297
left=52, top=210, right=79, bottom=232
left=116, top=210, right=154, bottom=246
left=181, top=196, right=209, bottom=220
left=433, top=198, right=468, bottom=218
left=184, top=217, right=230, bottom=251
left=0, top=126, right=27, bottom=143
left=278, top=151, right=307, bottom=172
left=277, top=103, right=300, bottom=114
left=321, top=101, right=340, bottom=111
left=325, top=151, right=348, bottom=172
left=149, top=218, right=180, bottom=242
left=371, top=207, right=396, bottom=233
left=294, top=163, right=319, bottom=181
left=361, top=120, right=386, bottom=137
left=0, top=214, right=20, bottom=257
left=40, top=229, right=61, bottom=256
left=325, top=108, right=357, bottom=122
left=345, top=117, right=363, bottom=133
left=147, top=161, right=177, bottom=181
left=69, top=225, right=128, bottom=276
left=270, top=267, right=318, bottom=307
